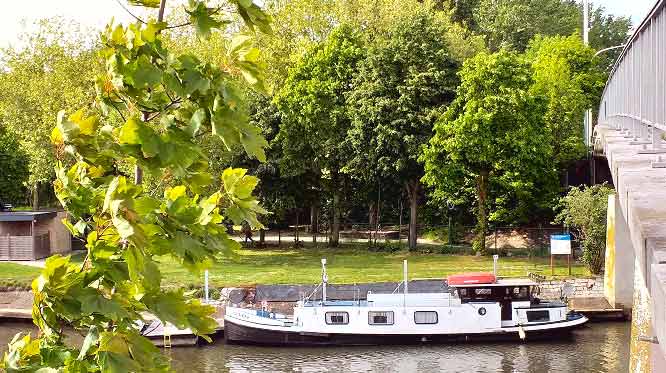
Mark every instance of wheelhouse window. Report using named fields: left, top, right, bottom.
left=414, top=311, right=438, bottom=324
left=458, top=285, right=532, bottom=303
left=368, top=311, right=394, bottom=325
left=526, top=310, right=550, bottom=323
left=512, top=286, right=530, bottom=301
left=325, top=312, right=349, bottom=325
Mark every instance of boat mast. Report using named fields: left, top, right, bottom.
left=321, top=258, right=328, bottom=303
left=403, top=260, right=408, bottom=308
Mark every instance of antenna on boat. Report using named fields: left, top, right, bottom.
left=403, top=260, right=408, bottom=309
left=493, top=255, right=499, bottom=277
left=321, top=258, right=328, bottom=303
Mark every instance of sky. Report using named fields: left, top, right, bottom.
left=0, top=0, right=658, bottom=49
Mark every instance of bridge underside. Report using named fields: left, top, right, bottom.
left=596, top=124, right=666, bottom=371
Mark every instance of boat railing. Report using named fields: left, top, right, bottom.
left=301, top=283, right=365, bottom=305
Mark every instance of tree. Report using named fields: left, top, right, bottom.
left=0, top=19, right=99, bottom=209
left=473, top=0, right=631, bottom=58
left=423, top=51, right=553, bottom=253
left=274, top=24, right=365, bottom=246
left=0, top=126, right=29, bottom=205
left=259, top=0, right=433, bottom=88
left=588, top=7, right=632, bottom=72
left=527, top=34, right=606, bottom=171
left=347, top=10, right=460, bottom=249
left=474, top=0, right=579, bottom=51
left=555, top=183, right=614, bottom=274
left=2, top=0, right=270, bottom=371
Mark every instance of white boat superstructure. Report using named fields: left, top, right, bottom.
left=224, top=260, right=588, bottom=346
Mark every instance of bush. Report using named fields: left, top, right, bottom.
left=554, top=184, right=614, bottom=275
left=437, top=245, right=473, bottom=255
left=368, top=242, right=403, bottom=253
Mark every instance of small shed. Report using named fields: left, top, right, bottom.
left=0, top=211, right=72, bottom=260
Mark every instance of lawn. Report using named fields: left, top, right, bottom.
left=157, top=246, right=590, bottom=288
left=0, top=247, right=591, bottom=288
left=0, top=263, right=41, bottom=287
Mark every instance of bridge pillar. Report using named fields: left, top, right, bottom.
left=604, top=194, right=635, bottom=311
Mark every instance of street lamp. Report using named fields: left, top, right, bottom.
left=594, top=44, right=627, bottom=57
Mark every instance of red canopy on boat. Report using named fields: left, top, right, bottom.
left=447, top=272, right=496, bottom=286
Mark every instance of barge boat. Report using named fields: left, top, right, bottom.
left=224, top=260, right=588, bottom=346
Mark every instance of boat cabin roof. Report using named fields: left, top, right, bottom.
left=450, top=278, right=537, bottom=288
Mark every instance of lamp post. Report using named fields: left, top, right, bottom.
left=594, top=44, right=627, bottom=57
left=582, top=0, right=596, bottom=185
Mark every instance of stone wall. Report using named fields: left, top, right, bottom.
left=537, top=277, right=605, bottom=300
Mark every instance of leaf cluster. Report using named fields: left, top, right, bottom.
left=3, top=1, right=271, bottom=372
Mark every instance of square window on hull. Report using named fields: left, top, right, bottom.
left=368, top=311, right=394, bottom=325
left=414, top=311, right=438, bottom=324
left=325, top=312, right=349, bottom=325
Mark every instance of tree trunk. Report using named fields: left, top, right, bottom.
left=474, top=170, right=489, bottom=254
left=310, top=204, right=319, bottom=243
left=406, top=180, right=420, bottom=250
left=295, top=210, right=299, bottom=245
left=368, top=202, right=377, bottom=229
left=330, top=191, right=340, bottom=247
left=32, top=182, right=39, bottom=210
left=259, top=229, right=265, bottom=246
left=330, top=171, right=340, bottom=247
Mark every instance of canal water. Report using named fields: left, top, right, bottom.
left=0, top=322, right=629, bottom=372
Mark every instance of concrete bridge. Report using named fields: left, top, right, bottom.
left=595, top=0, right=666, bottom=370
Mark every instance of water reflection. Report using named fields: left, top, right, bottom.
left=0, top=322, right=629, bottom=372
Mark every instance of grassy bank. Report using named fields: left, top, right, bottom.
left=0, top=246, right=591, bottom=288
left=0, top=263, right=41, bottom=288
left=160, top=246, right=590, bottom=287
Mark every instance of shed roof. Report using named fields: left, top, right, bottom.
left=0, top=211, right=57, bottom=222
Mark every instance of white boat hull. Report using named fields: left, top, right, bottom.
left=224, top=308, right=589, bottom=346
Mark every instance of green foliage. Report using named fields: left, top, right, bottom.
left=588, top=7, right=632, bottom=71
left=423, top=50, right=553, bottom=253
left=473, top=0, right=631, bottom=59
left=0, top=126, right=29, bottom=204
left=0, top=19, right=99, bottom=207
left=2, top=1, right=271, bottom=371
left=527, top=34, right=606, bottom=168
left=555, top=184, right=614, bottom=275
left=275, top=24, right=364, bottom=175
left=474, top=0, right=579, bottom=51
left=347, top=10, right=460, bottom=183
left=259, top=0, right=427, bottom=88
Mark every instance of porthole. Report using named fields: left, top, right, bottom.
left=478, top=307, right=487, bottom=316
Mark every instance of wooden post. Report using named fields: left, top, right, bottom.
left=568, top=254, right=572, bottom=276
left=31, top=220, right=35, bottom=260
left=550, top=254, right=554, bottom=276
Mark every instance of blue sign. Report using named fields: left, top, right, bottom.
left=550, top=234, right=572, bottom=255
